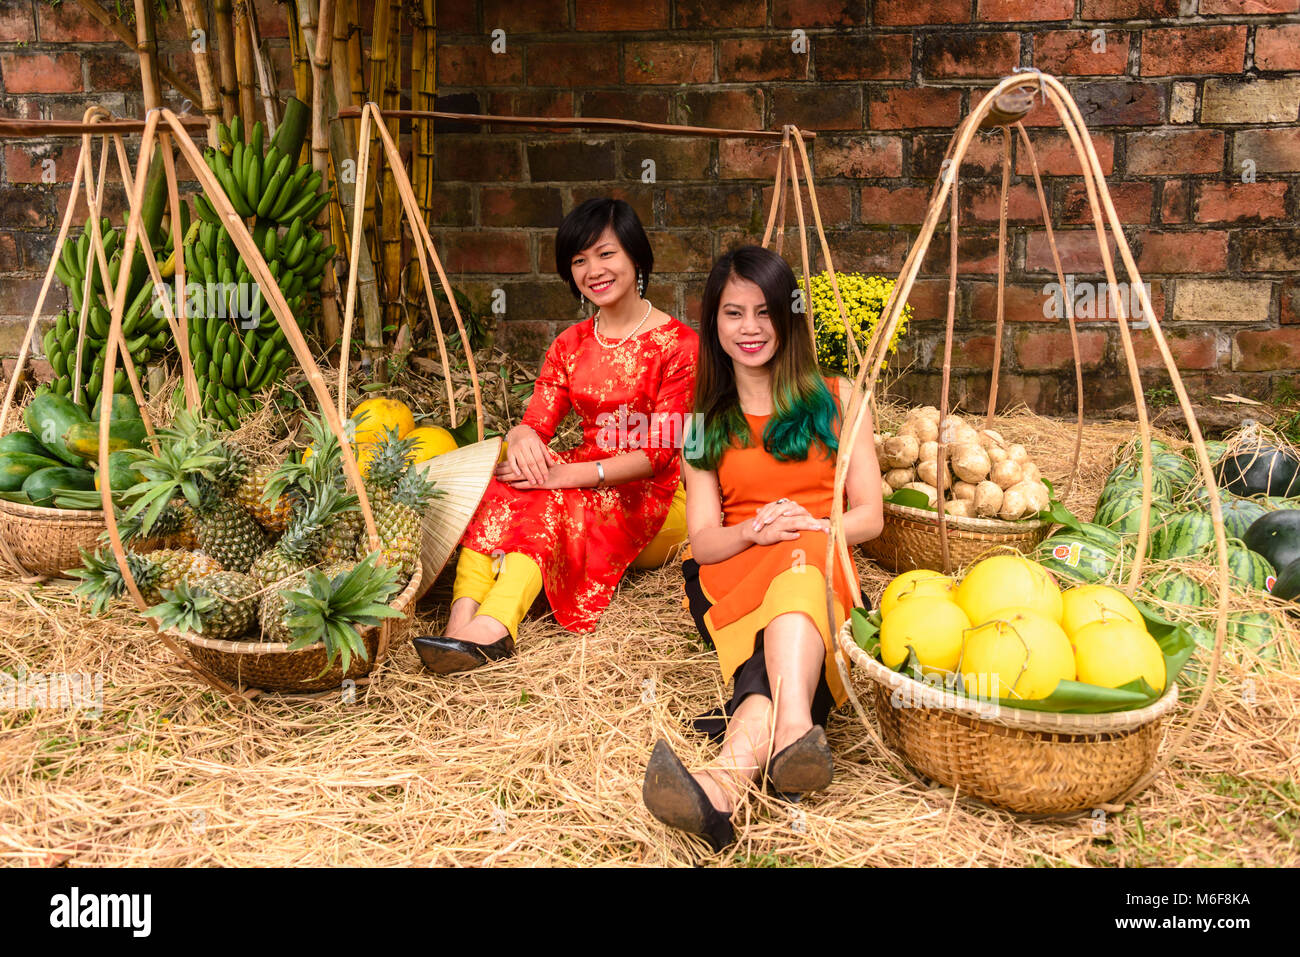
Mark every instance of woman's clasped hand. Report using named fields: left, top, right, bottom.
left=746, top=497, right=829, bottom=543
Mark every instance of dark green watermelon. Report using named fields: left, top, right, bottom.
left=1272, top=556, right=1300, bottom=601
left=1095, top=489, right=1167, bottom=535
left=1054, top=521, right=1125, bottom=550
left=1221, top=540, right=1275, bottom=592
left=1226, top=611, right=1276, bottom=651
left=1243, top=509, right=1300, bottom=573
left=1219, top=498, right=1269, bottom=540
left=1117, top=438, right=1173, bottom=461
left=1183, top=440, right=1228, bottom=467
left=1103, top=462, right=1175, bottom=502
left=1216, top=446, right=1300, bottom=497
left=1151, top=510, right=1216, bottom=560
left=1144, top=571, right=1208, bottom=610
left=1152, top=451, right=1199, bottom=493
left=1034, top=535, right=1123, bottom=584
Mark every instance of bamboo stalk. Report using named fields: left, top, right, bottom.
left=297, top=0, right=341, bottom=347
left=179, top=0, right=221, bottom=143
left=364, top=0, right=391, bottom=329
left=213, top=0, right=239, bottom=121
left=133, top=0, right=161, bottom=112
left=412, top=0, right=436, bottom=228
left=287, top=0, right=311, bottom=105
left=72, top=0, right=200, bottom=106
left=336, top=0, right=361, bottom=149
left=379, top=0, right=403, bottom=380
left=233, top=1, right=256, bottom=123
left=244, top=0, right=279, bottom=133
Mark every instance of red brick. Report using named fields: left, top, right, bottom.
left=1080, top=0, right=1179, bottom=16
left=1282, top=281, right=1300, bottom=325
left=1233, top=128, right=1300, bottom=173
left=760, top=185, right=852, bottom=226
left=581, top=90, right=670, bottom=124
left=971, top=283, right=1062, bottom=323
left=1015, top=330, right=1108, bottom=371
left=435, top=0, right=478, bottom=32
left=876, top=0, right=970, bottom=25
left=1141, top=27, right=1247, bottom=77
left=0, top=278, right=52, bottom=317
left=903, top=280, right=951, bottom=322
left=859, top=186, right=932, bottom=224
left=772, top=0, right=868, bottom=26
left=1255, top=25, right=1300, bottom=72
left=483, top=0, right=568, bottom=32
left=576, top=0, right=669, bottom=30
left=480, top=187, right=564, bottom=228
left=1025, top=230, right=1119, bottom=273
left=719, top=139, right=780, bottom=180
left=1062, top=181, right=1154, bottom=225
left=979, top=0, right=1073, bottom=18
left=1238, top=229, right=1300, bottom=271
left=0, top=232, right=19, bottom=271
left=525, top=42, right=616, bottom=86
left=921, top=233, right=1004, bottom=275
left=439, top=231, right=531, bottom=274
left=426, top=184, right=474, bottom=227
left=0, top=53, right=81, bottom=94
left=490, top=90, right=575, bottom=129
left=815, top=34, right=912, bottom=81
left=36, top=1, right=114, bottom=41
left=437, top=43, right=523, bottom=86
left=629, top=136, right=713, bottom=181
left=1033, top=30, right=1132, bottom=76
left=869, top=87, right=963, bottom=130
left=1160, top=180, right=1189, bottom=224
left=1072, top=81, right=1166, bottom=126
left=1136, top=230, right=1229, bottom=274
left=1126, top=130, right=1225, bottom=176
left=676, top=0, right=766, bottom=27
left=0, top=4, right=31, bottom=42
left=626, top=41, right=713, bottom=85
left=1233, top=329, right=1300, bottom=373
left=912, top=134, right=1004, bottom=179
left=527, top=140, right=616, bottom=182
left=643, top=231, right=712, bottom=273
left=434, top=138, right=522, bottom=181
left=719, top=38, right=807, bottom=83
left=1132, top=329, right=1219, bottom=372
left=964, top=183, right=1044, bottom=225
left=3, top=144, right=79, bottom=184
left=826, top=231, right=914, bottom=273
left=85, top=51, right=146, bottom=93
left=1015, top=131, right=1115, bottom=176
left=1194, top=182, right=1289, bottom=224
left=1035, top=278, right=1167, bottom=323
left=497, top=320, right=554, bottom=363
left=942, top=335, right=998, bottom=371
left=678, top=90, right=764, bottom=131
left=817, top=135, right=904, bottom=178
left=567, top=186, right=655, bottom=226
left=772, top=86, right=862, bottom=131
left=1201, top=0, right=1298, bottom=12
left=664, top=186, right=758, bottom=227
left=922, top=33, right=1021, bottom=80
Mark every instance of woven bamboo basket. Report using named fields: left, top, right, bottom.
left=176, top=563, right=421, bottom=693
left=816, top=73, right=1235, bottom=813
left=0, top=498, right=106, bottom=579
left=838, top=620, right=1178, bottom=813
left=864, top=501, right=1051, bottom=573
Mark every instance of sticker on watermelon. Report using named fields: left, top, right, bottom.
left=1266, top=575, right=1277, bottom=593
left=1052, top=542, right=1081, bottom=568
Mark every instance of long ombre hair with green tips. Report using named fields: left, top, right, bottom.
left=686, top=246, right=840, bottom=471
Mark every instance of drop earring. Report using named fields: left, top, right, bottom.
left=579, top=294, right=586, bottom=316
left=636, top=270, right=645, bottom=298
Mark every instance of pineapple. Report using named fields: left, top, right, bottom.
left=236, top=461, right=293, bottom=533
left=70, top=546, right=224, bottom=611
left=279, top=553, right=403, bottom=670
left=144, top=571, right=260, bottom=641
left=248, top=483, right=358, bottom=589
left=367, top=465, right=442, bottom=587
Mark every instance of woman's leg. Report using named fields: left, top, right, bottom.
left=762, top=611, right=825, bottom=754
left=446, top=549, right=496, bottom=634
left=692, top=693, right=772, bottom=813
left=449, top=552, right=542, bottom=646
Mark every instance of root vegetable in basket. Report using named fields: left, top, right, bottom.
left=1007, top=443, right=1028, bottom=463
left=943, top=499, right=974, bottom=518
left=990, top=459, right=1023, bottom=490
left=987, top=445, right=1009, bottom=466
left=951, top=443, right=991, bottom=484
left=873, top=433, right=884, bottom=460
left=998, top=484, right=1032, bottom=521
left=881, top=434, right=920, bottom=469
left=919, top=440, right=939, bottom=463
left=884, top=467, right=915, bottom=488
left=978, top=429, right=1007, bottom=450
left=916, top=457, right=951, bottom=490
left=900, top=417, right=938, bottom=443
left=1021, top=461, right=1042, bottom=484
left=952, top=480, right=977, bottom=502
left=1008, top=479, right=1050, bottom=514
left=880, top=475, right=893, bottom=498
left=974, top=480, right=1004, bottom=518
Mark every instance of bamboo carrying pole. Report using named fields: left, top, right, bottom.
left=824, top=73, right=1231, bottom=808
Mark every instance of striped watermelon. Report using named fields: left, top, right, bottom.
left=1182, top=440, right=1228, bottom=467
left=1118, top=438, right=1173, bottom=460
left=1185, top=622, right=1216, bottom=652
left=1219, top=498, right=1269, bottom=540
left=1223, top=541, right=1275, bottom=592
left=1153, top=451, right=1199, bottom=493
left=1059, top=521, right=1126, bottom=550
left=1151, top=510, right=1216, bottom=560
left=1103, top=462, right=1175, bottom=502
left=1182, top=484, right=1235, bottom=508
left=1095, top=489, right=1165, bottom=535
left=1226, top=611, right=1276, bottom=655
left=1034, top=535, right=1123, bottom=584
left=1144, top=571, right=1208, bottom=610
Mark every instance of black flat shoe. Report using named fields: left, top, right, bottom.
left=412, top=634, right=515, bottom=675
left=642, top=740, right=735, bottom=854
left=767, top=725, right=833, bottom=795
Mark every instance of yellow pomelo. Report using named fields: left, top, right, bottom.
left=959, top=607, right=1075, bottom=700
left=879, top=596, right=971, bottom=674
left=1060, top=584, right=1141, bottom=641
left=1072, top=619, right=1166, bottom=692
left=406, top=425, right=458, bottom=463
left=881, top=569, right=956, bottom=618
left=956, top=555, right=1063, bottom=625
left=350, top=397, right=415, bottom=444
left=355, top=442, right=380, bottom=476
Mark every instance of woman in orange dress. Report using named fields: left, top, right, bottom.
left=641, top=246, right=884, bottom=852
left=415, top=199, right=698, bottom=674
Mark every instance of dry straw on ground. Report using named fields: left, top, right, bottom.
left=0, top=413, right=1296, bottom=867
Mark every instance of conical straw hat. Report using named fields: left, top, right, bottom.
left=412, top=435, right=503, bottom=601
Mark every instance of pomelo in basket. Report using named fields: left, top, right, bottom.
left=1060, top=584, right=1141, bottom=641
left=406, top=425, right=458, bottom=462
left=350, top=397, right=416, bottom=444
left=1071, top=619, right=1166, bottom=693
left=955, top=554, right=1063, bottom=625
left=880, top=569, right=956, bottom=618
left=879, top=596, right=970, bottom=674
left=959, top=607, right=1075, bottom=700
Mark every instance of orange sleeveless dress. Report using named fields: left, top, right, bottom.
left=694, top=388, right=860, bottom=706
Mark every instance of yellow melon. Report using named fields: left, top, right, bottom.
left=350, top=397, right=415, bottom=445
left=879, top=596, right=971, bottom=674
left=959, top=607, right=1075, bottom=700
left=956, top=555, right=1063, bottom=626
left=1060, top=584, right=1142, bottom=642
left=1072, top=619, right=1166, bottom=692
left=880, top=569, right=957, bottom=618
left=406, top=425, right=458, bottom=463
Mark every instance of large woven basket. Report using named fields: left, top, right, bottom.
left=837, top=621, right=1178, bottom=814
left=175, top=563, right=421, bottom=694
left=0, top=497, right=106, bottom=579
left=863, top=500, right=1051, bottom=573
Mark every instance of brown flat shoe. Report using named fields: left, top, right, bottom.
left=767, top=725, right=833, bottom=795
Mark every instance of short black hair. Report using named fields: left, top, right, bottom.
left=554, top=198, right=653, bottom=300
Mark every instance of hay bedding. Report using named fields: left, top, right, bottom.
left=0, top=412, right=1296, bottom=867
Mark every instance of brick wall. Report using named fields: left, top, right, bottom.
left=2, top=0, right=1299, bottom=416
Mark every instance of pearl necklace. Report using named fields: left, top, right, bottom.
left=592, top=299, right=652, bottom=349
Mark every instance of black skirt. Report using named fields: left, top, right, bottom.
left=681, top=558, right=870, bottom=743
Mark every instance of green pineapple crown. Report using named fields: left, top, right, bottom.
left=283, top=551, right=403, bottom=672
left=392, top=464, right=443, bottom=511
left=142, top=579, right=218, bottom=637
left=365, top=427, right=417, bottom=491
left=161, top=408, right=248, bottom=496
left=122, top=431, right=226, bottom=536
left=277, top=482, right=359, bottom=562
left=69, top=547, right=151, bottom=616
left=110, top=498, right=187, bottom=547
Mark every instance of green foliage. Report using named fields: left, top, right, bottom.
left=283, top=552, right=403, bottom=673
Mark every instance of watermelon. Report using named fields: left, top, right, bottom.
left=1144, top=571, right=1208, bottom=610
left=1152, top=451, right=1199, bottom=493
left=1226, top=611, right=1277, bottom=654
left=1053, top=521, right=1125, bottom=550
left=1221, top=540, right=1275, bottom=592
left=1243, top=510, right=1300, bottom=573
left=1272, top=556, right=1300, bottom=601
left=1095, top=489, right=1167, bottom=535
left=1219, top=498, right=1269, bottom=540
left=1117, top=437, right=1173, bottom=460
left=1102, top=462, right=1175, bottom=502
left=1185, top=622, right=1216, bottom=652
left=1182, top=484, right=1235, bottom=508
left=1151, top=510, right=1216, bottom=560
left=1216, top=446, right=1300, bottom=498
left=1033, top=535, right=1124, bottom=584
left=1264, top=496, right=1294, bottom=511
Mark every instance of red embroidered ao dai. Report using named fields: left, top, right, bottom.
left=460, top=316, right=699, bottom=632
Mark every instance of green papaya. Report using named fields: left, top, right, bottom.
left=22, top=466, right=95, bottom=508
left=0, top=451, right=65, bottom=492
left=22, top=392, right=91, bottom=467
